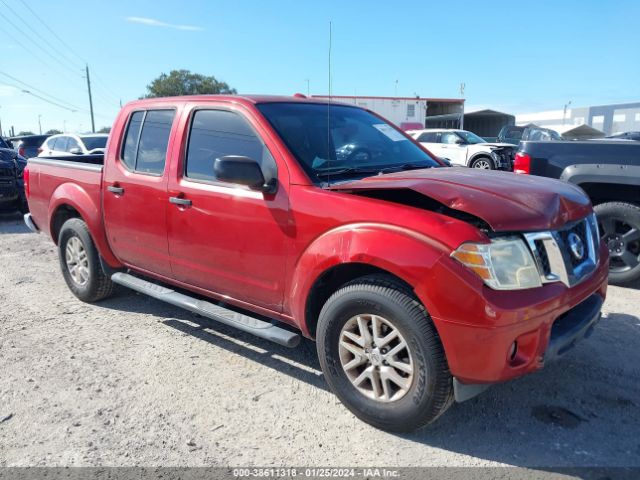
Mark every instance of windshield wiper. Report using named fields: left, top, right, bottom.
left=376, top=163, right=432, bottom=173
left=318, top=163, right=432, bottom=177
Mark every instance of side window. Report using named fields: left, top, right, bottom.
left=441, top=132, right=458, bottom=144
left=185, top=109, right=275, bottom=183
left=55, top=136, right=69, bottom=152
left=136, top=110, right=174, bottom=174
left=120, top=110, right=174, bottom=175
left=66, top=137, right=80, bottom=152
left=417, top=132, right=436, bottom=142
left=122, top=111, right=144, bottom=170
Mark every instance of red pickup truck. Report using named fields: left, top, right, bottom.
left=23, top=95, right=608, bottom=432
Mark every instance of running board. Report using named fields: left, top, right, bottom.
left=111, top=272, right=300, bottom=348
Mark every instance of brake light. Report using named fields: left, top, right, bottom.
left=18, top=147, right=25, bottom=157
left=513, top=152, right=531, bottom=174
left=24, top=165, right=30, bottom=198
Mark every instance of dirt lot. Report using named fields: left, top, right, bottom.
left=1, top=211, right=639, bottom=470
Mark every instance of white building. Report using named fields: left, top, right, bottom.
left=516, top=101, right=640, bottom=136
left=311, top=95, right=464, bottom=130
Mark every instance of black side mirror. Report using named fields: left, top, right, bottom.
left=214, top=155, right=277, bottom=193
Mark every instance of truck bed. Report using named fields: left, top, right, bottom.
left=26, top=155, right=104, bottom=241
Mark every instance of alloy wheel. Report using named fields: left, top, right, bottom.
left=65, top=236, right=90, bottom=286
left=338, top=314, right=414, bottom=402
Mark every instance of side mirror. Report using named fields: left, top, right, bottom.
left=454, top=138, right=464, bottom=145
left=214, top=155, right=277, bottom=193
left=439, top=157, right=452, bottom=166
left=69, top=147, right=83, bottom=155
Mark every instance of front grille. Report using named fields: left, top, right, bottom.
left=0, top=167, right=14, bottom=178
left=524, top=214, right=600, bottom=288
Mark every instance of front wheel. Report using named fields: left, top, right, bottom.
left=595, top=202, right=640, bottom=284
left=316, top=275, right=453, bottom=432
left=58, top=218, right=115, bottom=302
left=470, top=156, right=496, bottom=170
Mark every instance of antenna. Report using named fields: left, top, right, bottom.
left=326, top=20, right=332, bottom=186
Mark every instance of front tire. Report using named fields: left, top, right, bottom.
left=58, top=218, right=114, bottom=302
left=595, top=202, right=640, bottom=284
left=316, top=275, right=453, bottom=432
left=470, top=156, right=496, bottom=169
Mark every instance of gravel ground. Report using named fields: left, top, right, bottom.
left=1, top=211, right=639, bottom=470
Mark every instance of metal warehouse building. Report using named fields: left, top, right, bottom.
left=517, top=101, right=640, bottom=136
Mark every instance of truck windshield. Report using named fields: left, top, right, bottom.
left=257, top=102, right=441, bottom=183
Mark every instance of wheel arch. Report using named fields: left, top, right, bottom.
left=48, top=183, right=122, bottom=267
left=286, top=223, right=447, bottom=338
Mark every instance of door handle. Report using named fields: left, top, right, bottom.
left=107, top=185, right=124, bottom=194
left=169, top=196, right=192, bottom=207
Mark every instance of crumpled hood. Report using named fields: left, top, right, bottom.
left=328, top=168, right=592, bottom=232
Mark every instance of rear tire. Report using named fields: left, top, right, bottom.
left=595, top=202, right=640, bottom=285
left=316, top=274, right=453, bottom=432
left=58, top=218, right=115, bottom=302
left=470, top=156, right=496, bottom=170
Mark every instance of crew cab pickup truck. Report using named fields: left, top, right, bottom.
left=514, top=140, right=640, bottom=284
left=24, top=95, right=609, bottom=432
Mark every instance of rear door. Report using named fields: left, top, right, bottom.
left=103, top=108, right=178, bottom=277
left=166, top=104, right=290, bottom=312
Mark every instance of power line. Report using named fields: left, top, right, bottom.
left=11, top=0, right=123, bottom=107
left=0, top=9, right=85, bottom=89
left=0, top=0, right=83, bottom=74
left=0, top=70, right=84, bottom=111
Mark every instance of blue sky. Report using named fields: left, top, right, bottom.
left=1, top=0, right=639, bottom=135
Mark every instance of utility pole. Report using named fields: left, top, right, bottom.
left=563, top=100, right=572, bottom=125
left=85, top=64, right=95, bottom=133
left=38, top=114, right=42, bottom=134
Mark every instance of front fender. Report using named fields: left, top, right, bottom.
left=287, top=223, right=449, bottom=336
left=48, top=182, right=121, bottom=267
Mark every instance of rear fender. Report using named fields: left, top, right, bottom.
left=48, top=182, right=121, bottom=267
left=287, top=223, right=448, bottom=336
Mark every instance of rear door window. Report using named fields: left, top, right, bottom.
left=120, top=110, right=175, bottom=175
left=55, top=136, right=69, bottom=152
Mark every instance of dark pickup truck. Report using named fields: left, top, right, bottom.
left=0, top=136, right=28, bottom=213
left=515, top=140, right=640, bottom=284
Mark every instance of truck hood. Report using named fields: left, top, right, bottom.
left=328, top=168, right=592, bottom=232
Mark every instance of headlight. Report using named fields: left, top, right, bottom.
left=451, top=237, right=542, bottom=290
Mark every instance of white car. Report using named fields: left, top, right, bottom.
left=38, top=133, right=108, bottom=157
left=407, top=129, right=515, bottom=170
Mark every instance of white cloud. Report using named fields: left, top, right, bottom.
left=126, top=16, right=204, bottom=31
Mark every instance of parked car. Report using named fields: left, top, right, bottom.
left=605, top=131, right=640, bottom=141
left=0, top=136, right=28, bottom=213
left=497, top=125, right=562, bottom=145
left=407, top=128, right=515, bottom=170
left=24, top=95, right=608, bottom=432
left=10, top=134, right=50, bottom=158
left=514, top=140, right=640, bottom=284
left=38, top=133, right=108, bottom=157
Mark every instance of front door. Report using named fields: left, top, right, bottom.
left=166, top=106, right=291, bottom=312
left=103, top=108, right=177, bottom=277
left=439, top=131, right=467, bottom=166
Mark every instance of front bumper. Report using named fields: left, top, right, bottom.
left=416, top=241, right=609, bottom=395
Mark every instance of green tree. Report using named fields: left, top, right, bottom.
left=143, top=69, right=236, bottom=98
left=97, top=126, right=111, bottom=134
left=45, top=129, right=62, bottom=135
left=17, top=131, right=35, bottom=136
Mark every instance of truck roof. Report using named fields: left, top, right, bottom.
left=125, top=94, right=350, bottom=109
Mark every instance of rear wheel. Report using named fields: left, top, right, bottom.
left=595, top=202, right=640, bottom=284
left=316, top=275, right=453, bottom=432
left=58, top=218, right=114, bottom=302
left=470, top=156, right=496, bottom=170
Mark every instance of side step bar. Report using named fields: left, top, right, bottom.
left=111, top=272, right=301, bottom=348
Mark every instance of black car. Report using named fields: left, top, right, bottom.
left=9, top=134, right=50, bottom=158
left=606, top=131, right=640, bottom=141
left=0, top=137, right=28, bottom=213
